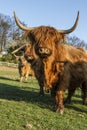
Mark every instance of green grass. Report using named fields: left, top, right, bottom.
left=0, top=66, right=87, bottom=130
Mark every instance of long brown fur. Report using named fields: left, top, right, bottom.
left=38, top=43, right=87, bottom=113
left=24, top=44, right=45, bottom=96
left=14, top=21, right=87, bottom=112
left=17, top=56, right=34, bottom=82
left=24, top=26, right=66, bottom=44
left=42, top=44, right=87, bottom=89
left=23, top=27, right=87, bottom=113
left=54, top=61, right=87, bottom=113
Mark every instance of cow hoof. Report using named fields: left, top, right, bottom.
left=56, top=109, right=64, bottom=115
left=45, top=89, right=49, bottom=93
left=40, top=94, right=44, bottom=97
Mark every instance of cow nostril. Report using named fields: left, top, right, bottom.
left=45, top=48, right=50, bottom=54
left=39, top=48, right=43, bottom=54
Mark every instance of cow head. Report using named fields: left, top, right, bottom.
left=14, top=54, right=27, bottom=67
left=14, top=11, right=79, bottom=58
left=24, top=43, right=39, bottom=63
left=12, top=43, right=39, bottom=64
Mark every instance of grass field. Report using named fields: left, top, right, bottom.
left=0, top=66, right=87, bottom=130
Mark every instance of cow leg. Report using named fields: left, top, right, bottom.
left=38, top=81, right=44, bottom=96
left=51, top=87, right=56, bottom=97
left=25, top=73, right=28, bottom=81
left=55, top=90, right=65, bottom=114
left=20, top=76, right=23, bottom=82
left=50, top=88, right=57, bottom=111
left=64, top=88, right=76, bottom=104
left=81, top=82, right=87, bottom=105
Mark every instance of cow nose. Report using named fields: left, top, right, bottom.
left=44, top=48, right=50, bottom=54
left=28, top=55, right=34, bottom=60
left=24, top=55, right=34, bottom=62
left=39, top=47, right=45, bottom=54
left=39, top=47, right=51, bottom=55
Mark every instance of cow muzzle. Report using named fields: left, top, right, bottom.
left=38, top=47, right=52, bottom=58
left=24, top=55, right=34, bottom=62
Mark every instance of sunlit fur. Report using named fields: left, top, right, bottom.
left=16, top=56, right=34, bottom=82
left=55, top=61, right=87, bottom=113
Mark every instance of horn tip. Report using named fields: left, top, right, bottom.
left=77, top=11, right=80, bottom=17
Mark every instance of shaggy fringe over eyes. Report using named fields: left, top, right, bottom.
left=26, top=26, right=66, bottom=44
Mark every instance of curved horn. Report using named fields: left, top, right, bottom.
left=13, top=54, right=19, bottom=58
left=58, top=11, right=79, bottom=34
left=12, top=44, right=26, bottom=54
left=14, top=11, right=33, bottom=31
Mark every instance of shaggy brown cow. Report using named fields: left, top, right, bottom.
left=14, top=54, right=34, bottom=82
left=53, top=61, right=87, bottom=114
left=40, top=44, right=87, bottom=113
left=13, top=11, right=87, bottom=113
left=12, top=43, right=87, bottom=114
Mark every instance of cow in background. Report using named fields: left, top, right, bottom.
left=14, top=54, right=34, bottom=82
left=12, top=46, right=45, bottom=96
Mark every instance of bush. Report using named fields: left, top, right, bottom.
left=0, top=53, right=18, bottom=63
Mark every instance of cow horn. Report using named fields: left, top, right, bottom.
left=13, top=54, right=18, bottom=58
left=14, top=11, right=79, bottom=34
left=12, top=44, right=26, bottom=54
left=14, top=11, right=33, bottom=31
left=58, top=11, right=79, bottom=34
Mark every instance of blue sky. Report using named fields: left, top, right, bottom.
left=0, top=0, right=87, bottom=43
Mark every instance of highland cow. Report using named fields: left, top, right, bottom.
left=40, top=44, right=87, bottom=113
left=14, top=54, right=34, bottom=82
left=52, top=61, right=87, bottom=114
left=13, top=11, right=87, bottom=113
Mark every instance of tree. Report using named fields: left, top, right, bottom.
left=67, top=35, right=87, bottom=49
left=0, top=14, right=11, bottom=51
left=0, top=13, right=25, bottom=52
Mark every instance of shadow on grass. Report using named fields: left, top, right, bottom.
left=0, top=82, right=54, bottom=111
left=0, top=82, right=87, bottom=113
left=0, top=76, right=37, bottom=83
left=65, top=104, right=87, bottom=114
left=0, top=76, right=18, bottom=82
